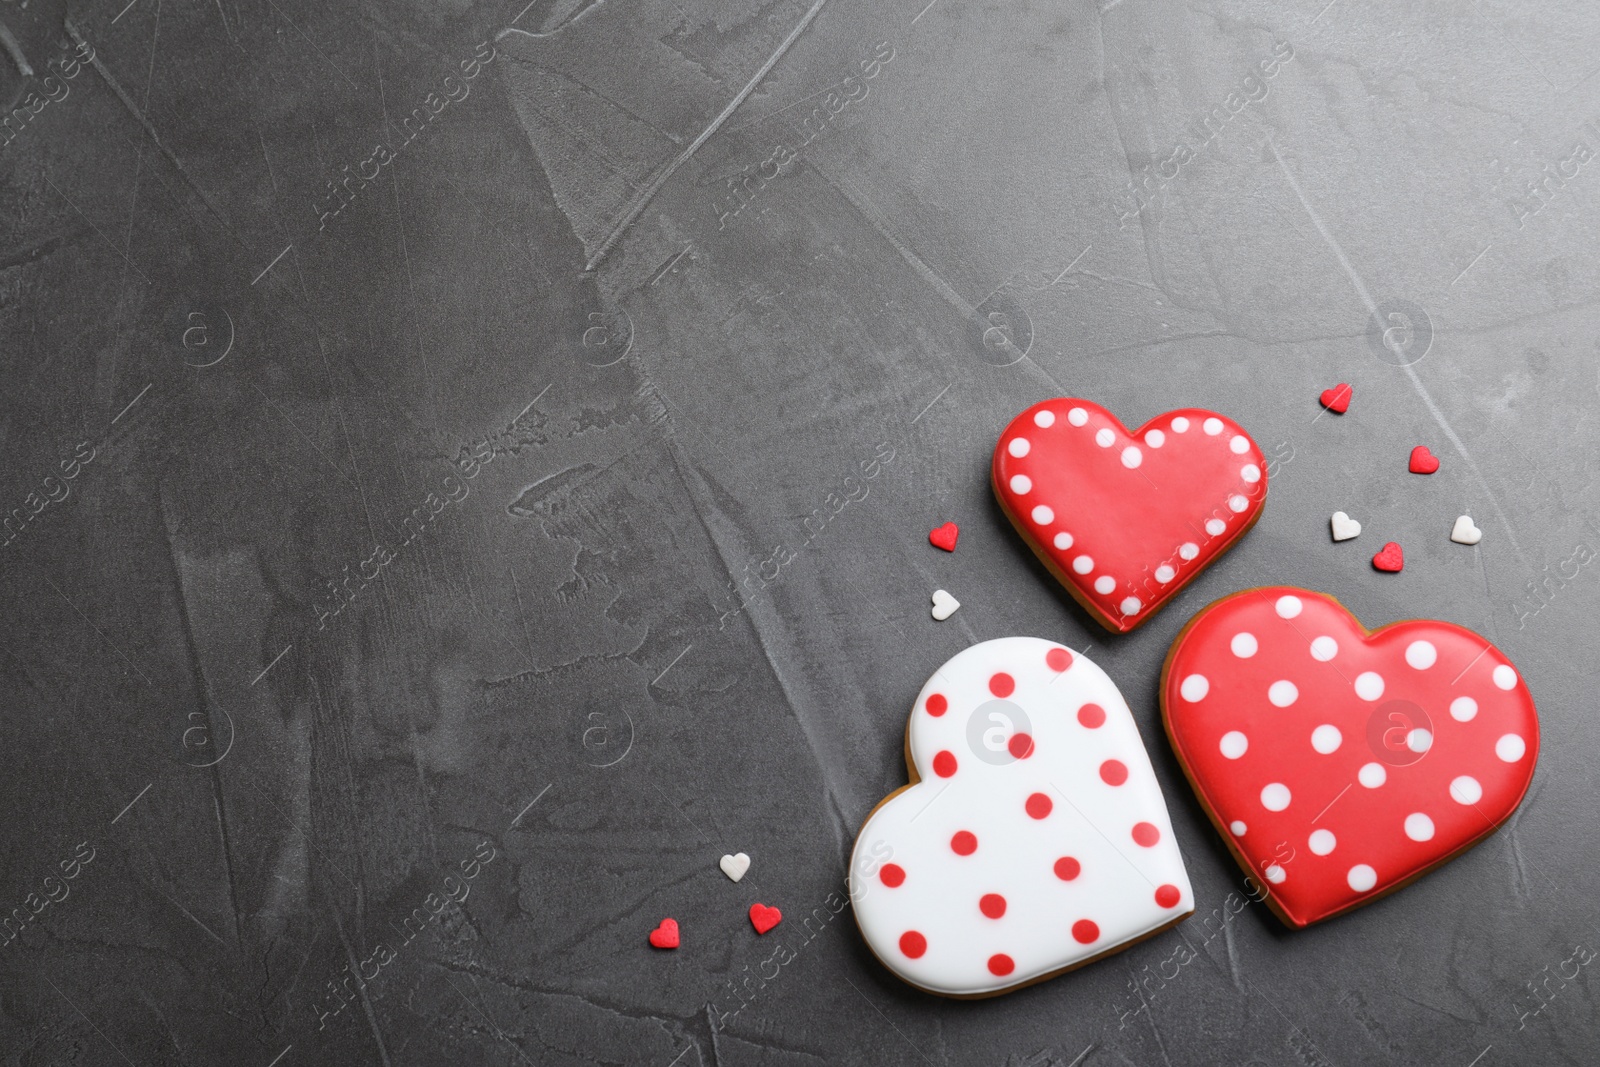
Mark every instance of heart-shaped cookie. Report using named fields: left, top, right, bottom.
left=992, top=400, right=1267, bottom=633
left=850, top=638, right=1193, bottom=996
left=1409, top=446, right=1440, bottom=474
left=748, top=903, right=782, bottom=934
left=1451, top=515, right=1482, bottom=546
left=720, top=852, right=751, bottom=882
left=931, top=589, right=960, bottom=621
left=649, top=918, right=680, bottom=948
left=1162, top=587, right=1537, bottom=928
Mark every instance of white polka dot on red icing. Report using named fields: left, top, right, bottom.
left=1231, top=633, right=1258, bottom=658
left=1122, top=446, right=1142, bottom=469
left=1493, top=665, right=1517, bottom=690
left=1180, top=675, right=1209, bottom=702
left=1053, top=532, right=1073, bottom=550
left=1450, top=776, right=1482, bottom=804
left=1179, top=543, right=1199, bottom=560
left=1347, top=865, right=1377, bottom=892
left=1450, top=696, right=1477, bottom=722
left=1358, top=762, right=1386, bottom=788
left=1405, top=641, right=1437, bottom=669
left=1228, top=495, right=1249, bottom=513
left=1205, top=519, right=1226, bottom=536
left=1171, top=417, right=1190, bottom=432
left=1155, top=565, right=1175, bottom=583
left=1230, top=435, right=1250, bottom=454
left=1203, top=418, right=1223, bottom=435
left=1230, top=820, right=1247, bottom=835
left=1034, top=409, right=1055, bottom=428
left=1496, top=734, right=1526, bottom=762
left=1310, top=636, right=1338, bottom=661
left=1219, top=731, right=1248, bottom=759
left=1354, top=672, right=1384, bottom=701
left=1009, top=437, right=1031, bottom=458
left=1406, top=728, right=1432, bottom=753
left=1072, top=555, right=1094, bottom=574
left=1146, top=429, right=1165, bottom=447
left=1265, top=864, right=1286, bottom=884
left=1404, top=813, right=1434, bottom=841
left=1308, top=829, right=1336, bottom=855
left=1260, top=783, right=1291, bottom=811
left=1275, top=595, right=1302, bottom=618
left=1032, top=505, right=1054, bottom=525
left=1010, top=474, right=1031, bottom=494
left=1067, top=406, right=1088, bottom=426
left=1095, top=428, right=1114, bottom=448
left=1094, top=576, right=1115, bottom=595
left=1120, top=597, right=1141, bottom=616
left=1242, top=464, right=1261, bottom=483
left=1310, top=724, right=1341, bottom=754
left=1267, top=680, right=1298, bottom=707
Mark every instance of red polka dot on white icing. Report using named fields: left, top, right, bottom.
left=1154, top=565, right=1176, bottom=583
left=1032, top=505, right=1054, bottom=525
left=1072, top=555, right=1094, bottom=574
left=1358, top=762, right=1386, bottom=788
left=1493, top=665, right=1518, bottom=690
left=1450, top=696, right=1478, bottom=722
left=1347, top=865, right=1377, bottom=892
left=1310, top=636, right=1338, bottom=661
left=1180, top=675, right=1209, bottom=701
left=1310, top=724, right=1341, bottom=754
left=1405, top=641, right=1437, bottom=669
left=1242, top=464, right=1261, bottom=483
left=1230, top=820, right=1247, bottom=835
left=1171, top=417, right=1190, bottom=432
left=1450, top=776, right=1482, bottom=804
left=1219, top=731, right=1248, bottom=758
left=1275, top=595, right=1302, bottom=618
left=1179, top=543, right=1199, bottom=560
left=1231, top=633, right=1258, bottom=658
left=1267, top=680, right=1299, bottom=707
left=1308, top=829, right=1336, bottom=855
left=1260, top=783, right=1291, bottom=811
left=1067, top=406, right=1088, bottom=426
left=1146, top=429, right=1165, bottom=447
left=1203, top=418, right=1223, bottom=435
left=1404, top=813, right=1434, bottom=841
left=1095, top=428, right=1115, bottom=447
left=1265, top=864, right=1286, bottom=883
left=1010, top=475, right=1032, bottom=494
left=1053, top=532, right=1074, bottom=550
left=1354, top=672, right=1385, bottom=701
left=1120, top=597, right=1141, bottom=616
left=1496, top=734, right=1526, bottom=762
left=1094, top=576, right=1115, bottom=594
left=1205, top=519, right=1226, bottom=536
left=1009, top=438, right=1031, bottom=458
left=1121, top=446, right=1142, bottom=469
left=1034, top=409, right=1056, bottom=428
left=1230, top=435, right=1250, bottom=454
left=1406, top=728, right=1432, bottom=753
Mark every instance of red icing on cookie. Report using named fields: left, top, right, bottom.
left=748, top=903, right=783, bottom=935
left=1162, top=587, right=1538, bottom=928
left=1408, top=446, right=1440, bottom=474
left=649, top=918, right=679, bottom=949
left=1372, top=542, right=1404, bottom=573
left=992, top=399, right=1267, bottom=633
left=929, top=522, right=960, bottom=551
left=1319, top=384, right=1353, bottom=413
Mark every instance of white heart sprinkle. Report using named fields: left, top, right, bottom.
left=1330, top=511, right=1362, bottom=541
left=1451, top=514, right=1483, bottom=546
left=930, top=589, right=960, bottom=621
left=719, top=852, right=751, bottom=882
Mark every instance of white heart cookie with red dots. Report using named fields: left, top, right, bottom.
left=992, top=399, right=1267, bottom=633
left=849, top=638, right=1193, bottom=997
left=1162, top=587, right=1538, bottom=929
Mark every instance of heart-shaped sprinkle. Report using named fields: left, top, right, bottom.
left=850, top=638, right=1193, bottom=994
left=992, top=399, right=1267, bottom=633
left=1330, top=512, right=1362, bottom=542
left=649, top=918, right=680, bottom=949
left=1162, top=586, right=1537, bottom=928
left=1450, top=515, right=1482, bottom=546
left=719, top=852, right=751, bottom=882
left=931, top=589, right=960, bottom=621
left=1372, top=542, right=1404, bottom=572
left=748, top=903, right=782, bottom=935
left=1408, top=446, right=1440, bottom=474
left=929, top=522, right=960, bottom=552
left=1319, top=384, right=1353, bottom=413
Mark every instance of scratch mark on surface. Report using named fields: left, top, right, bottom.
left=43, top=576, right=155, bottom=685
left=252, top=244, right=293, bottom=285
left=265, top=1046, right=293, bottom=1067
left=251, top=643, right=294, bottom=686
left=911, top=0, right=941, bottom=24
left=112, top=382, right=152, bottom=424
left=1451, top=245, right=1491, bottom=287
left=112, top=782, right=153, bottom=824
left=651, top=644, right=692, bottom=685
left=911, top=384, right=950, bottom=424
left=41, top=174, right=150, bottom=283
left=509, top=783, right=552, bottom=828
left=581, top=0, right=832, bottom=270
left=112, top=0, right=141, bottom=24
left=43, top=977, right=136, bottom=1066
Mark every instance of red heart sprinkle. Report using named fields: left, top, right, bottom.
left=648, top=918, right=679, bottom=949
left=748, top=903, right=782, bottom=935
left=1372, top=542, right=1404, bottom=572
left=929, top=522, right=959, bottom=552
left=1408, top=446, right=1440, bottom=474
left=1319, top=384, right=1352, bottom=413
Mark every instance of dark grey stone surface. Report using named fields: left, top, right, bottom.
left=0, top=0, right=1595, bottom=1063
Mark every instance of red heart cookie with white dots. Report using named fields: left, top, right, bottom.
left=992, top=399, right=1267, bottom=633
left=850, top=638, right=1193, bottom=997
left=1162, top=587, right=1538, bottom=928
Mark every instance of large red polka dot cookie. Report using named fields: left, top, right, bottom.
left=1161, top=587, right=1538, bottom=928
left=992, top=399, right=1267, bottom=633
left=850, top=638, right=1193, bottom=997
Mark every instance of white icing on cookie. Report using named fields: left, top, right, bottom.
left=849, top=638, right=1193, bottom=996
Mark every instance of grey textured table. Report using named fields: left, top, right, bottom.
left=1, top=0, right=1595, bottom=1064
